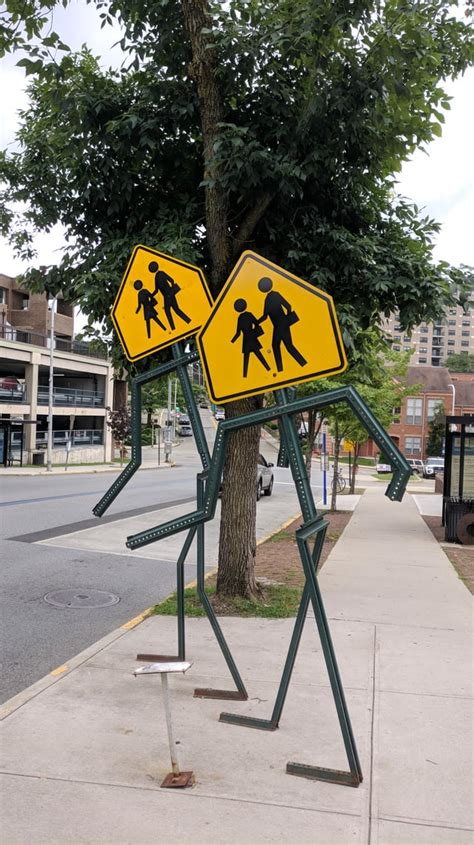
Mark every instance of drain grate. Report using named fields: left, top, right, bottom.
left=44, top=589, right=120, bottom=609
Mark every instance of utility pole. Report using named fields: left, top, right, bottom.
left=47, top=297, right=57, bottom=472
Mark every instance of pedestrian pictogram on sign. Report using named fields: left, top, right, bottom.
left=112, top=245, right=213, bottom=362
left=197, top=251, right=347, bottom=404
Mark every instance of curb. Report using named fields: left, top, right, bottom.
left=0, top=512, right=302, bottom=721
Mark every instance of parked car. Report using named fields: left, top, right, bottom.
left=0, top=377, right=25, bottom=401
left=376, top=462, right=391, bottom=474
left=219, top=454, right=274, bottom=500
left=423, top=456, right=444, bottom=478
left=257, top=454, right=274, bottom=499
left=215, top=408, right=225, bottom=420
left=199, top=398, right=208, bottom=409
left=407, top=458, right=425, bottom=475
left=177, top=416, right=193, bottom=436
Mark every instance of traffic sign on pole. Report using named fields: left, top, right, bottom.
left=197, top=251, right=347, bottom=404
left=112, top=245, right=213, bottom=362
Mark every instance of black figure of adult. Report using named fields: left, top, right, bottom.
left=134, top=279, right=166, bottom=338
left=231, top=298, right=271, bottom=378
left=257, top=277, right=307, bottom=372
left=148, top=261, right=191, bottom=332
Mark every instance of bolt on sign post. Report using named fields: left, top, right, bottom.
left=112, top=245, right=213, bottom=363
left=197, top=251, right=347, bottom=405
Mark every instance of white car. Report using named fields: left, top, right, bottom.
left=376, top=462, right=391, bottom=474
left=214, top=408, right=225, bottom=421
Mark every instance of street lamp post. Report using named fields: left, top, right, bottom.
left=47, top=297, right=57, bottom=472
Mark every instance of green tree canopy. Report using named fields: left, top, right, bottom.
left=445, top=352, right=474, bottom=373
left=1, top=0, right=473, bottom=369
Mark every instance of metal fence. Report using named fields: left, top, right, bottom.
left=0, top=326, right=107, bottom=359
left=37, top=386, right=105, bottom=407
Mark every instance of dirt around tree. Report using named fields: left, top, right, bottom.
left=422, top=515, right=474, bottom=594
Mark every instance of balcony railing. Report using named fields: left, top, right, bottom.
left=0, top=386, right=27, bottom=404
left=37, top=386, right=105, bottom=407
left=0, top=326, right=107, bottom=359
left=34, top=429, right=104, bottom=448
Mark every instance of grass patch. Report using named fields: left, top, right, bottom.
left=268, top=529, right=295, bottom=542
left=153, top=584, right=303, bottom=618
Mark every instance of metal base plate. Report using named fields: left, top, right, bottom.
left=219, top=713, right=277, bottom=731
left=194, top=688, right=247, bottom=701
left=136, top=654, right=182, bottom=662
left=287, top=762, right=362, bottom=787
left=160, top=771, right=194, bottom=789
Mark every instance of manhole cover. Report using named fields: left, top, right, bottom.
left=44, top=589, right=120, bottom=609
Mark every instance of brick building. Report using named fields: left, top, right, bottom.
left=389, top=366, right=474, bottom=459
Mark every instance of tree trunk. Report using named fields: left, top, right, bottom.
left=181, top=1, right=264, bottom=598
left=304, top=410, right=322, bottom=480
left=181, top=0, right=230, bottom=292
left=216, top=396, right=262, bottom=598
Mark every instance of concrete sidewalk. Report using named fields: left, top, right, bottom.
left=1, top=488, right=472, bottom=844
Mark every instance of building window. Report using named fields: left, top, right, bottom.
left=461, top=331, right=470, bottom=337
left=393, top=335, right=401, bottom=341
left=448, top=320, right=456, bottom=325
left=405, top=436, right=422, bottom=455
left=419, top=357, right=427, bottom=363
left=420, top=337, right=428, bottom=343
left=394, top=325, right=402, bottom=331
left=449, top=309, right=457, bottom=315
left=406, top=398, right=423, bottom=425
left=462, top=320, right=470, bottom=326
left=461, top=340, right=470, bottom=347
left=448, top=340, right=455, bottom=346
left=393, top=345, right=400, bottom=351
left=0, top=287, right=6, bottom=304
left=419, top=347, right=428, bottom=354
left=427, top=399, right=444, bottom=421
left=403, top=336, right=411, bottom=342
left=22, top=295, right=29, bottom=310
left=448, top=330, right=456, bottom=336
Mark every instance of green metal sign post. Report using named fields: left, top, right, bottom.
left=121, top=384, right=410, bottom=786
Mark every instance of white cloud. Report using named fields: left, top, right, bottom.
left=397, top=68, right=474, bottom=266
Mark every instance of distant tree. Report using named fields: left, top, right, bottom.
left=425, top=402, right=446, bottom=457
left=445, top=352, right=474, bottom=373
left=106, top=405, right=131, bottom=465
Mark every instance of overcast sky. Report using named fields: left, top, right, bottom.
left=1, top=1, right=473, bottom=282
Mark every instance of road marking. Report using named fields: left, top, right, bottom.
left=121, top=609, right=154, bottom=630
left=50, top=664, right=69, bottom=676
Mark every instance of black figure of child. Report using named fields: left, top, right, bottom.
left=148, top=261, right=191, bottom=332
left=231, top=298, right=271, bottom=378
left=134, top=280, right=166, bottom=338
left=257, top=277, right=307, bottom=372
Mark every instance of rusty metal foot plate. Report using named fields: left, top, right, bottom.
left=219, top=713, right=278, bottom=731
left=160, top=771, right=195, bottom=789
left=194, top=688, right=248, bottom=700
left=286, top=762, right=362, bottom=787
left=136, top=654, right=182, bottom=662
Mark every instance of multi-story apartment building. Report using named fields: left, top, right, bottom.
left=0, top=273, right=116, bottom=465
left=389, top=366, right=474, bottom=459
left=383, top=293, right=474, bottom=367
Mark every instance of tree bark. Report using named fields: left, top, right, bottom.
left=216, top=396, right=262, bottom=599
left=181, top=1, right=261, bottom=598
left=181, top=0, right=230, bottom=292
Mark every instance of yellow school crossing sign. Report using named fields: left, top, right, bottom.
left=111, top=245, right=213, bottom=362
left=197, top=251, right=347, bottom=404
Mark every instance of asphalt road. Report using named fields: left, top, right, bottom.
left=0, top=420, right=324, bottom=704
